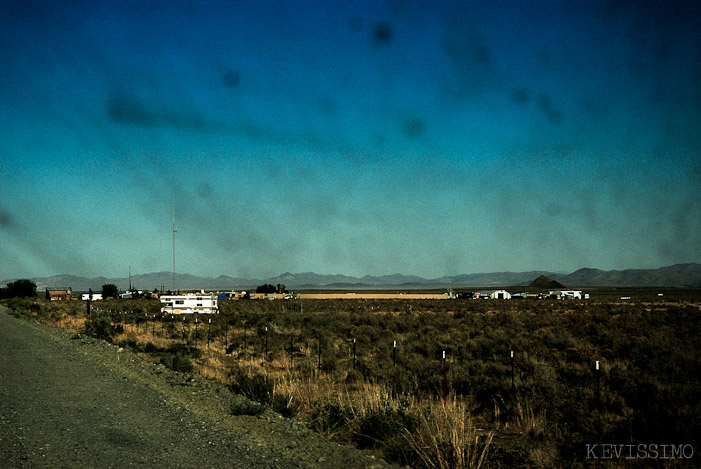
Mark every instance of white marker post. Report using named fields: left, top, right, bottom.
left=594, top=360, right=601, bottom=409
left=442, top=350, right=447, bottom=394
left=207, top=318, right=211, bottom=348
left=352, top=338, right=356, bottom=369
left=510, top=350, right=515, bottom=391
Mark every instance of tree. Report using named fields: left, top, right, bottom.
left=0, top=279, right=37, bottom=298
left=102, top=284, right=118, bottom=299
left=255, top=284, right=288, bottom=294
left=256, top=284, right=276, bottom=294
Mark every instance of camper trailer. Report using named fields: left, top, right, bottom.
left=160, top=294, right=218, bottom=314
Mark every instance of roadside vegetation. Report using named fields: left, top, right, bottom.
left=3, top=285, right=700, bottom=468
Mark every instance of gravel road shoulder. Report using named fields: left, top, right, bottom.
left=0, top=308, right=395, bottom=468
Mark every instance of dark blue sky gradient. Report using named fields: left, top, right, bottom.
left=1, top=0, right=700, bottom=279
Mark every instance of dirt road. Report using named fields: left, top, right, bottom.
left=0, top=308, right=391, bottom=468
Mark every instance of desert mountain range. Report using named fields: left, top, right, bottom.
left=4, top=263, right=700, bottom=291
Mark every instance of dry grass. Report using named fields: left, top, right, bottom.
left=8, top=292, right=700, bottom=469
left=511, top=397, right=547, bottom=438
left=274, top=376, right=408, bottom=420
left=46, top=315, right=498, bottom=468
left=404, top=397, right=494, bottom=469
left=197, top=349, right=234, bottom=381
left=48, top=315, right=86, bottom=333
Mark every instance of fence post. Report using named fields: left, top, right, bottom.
left=352, top=338, right=356, bottom=369
left=195, top=317, right=198, bottom=347
left=265, top=326, right=268, bottom=359
left=224, top=321, right=228, bottom=352
left=594, top=360, right=601, bottom=409
left=393, top=340, right=397, bottom=368
left=511, top=350, right=515, bottom=392
left=442, top=350, right=448, bottom=402
left=207, top=318, right=211, bottom=349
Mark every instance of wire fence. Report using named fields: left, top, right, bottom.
left=93, top=307, right=701, bottom=409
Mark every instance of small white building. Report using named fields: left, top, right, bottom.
left=160, top=294, right=218, bottom=314
left=81, top=293, right=103, bottom=301
left=490, top=290, right=511, bottom=300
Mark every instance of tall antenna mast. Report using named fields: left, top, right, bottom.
left=172, top=208, right=177, bottom=292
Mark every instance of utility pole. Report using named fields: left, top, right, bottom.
left=172, top=208, right=177, bottom=292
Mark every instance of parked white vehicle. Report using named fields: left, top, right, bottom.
left=160, top=294, right=218, bottom=314
left=550, top=290, right=583, bottom=299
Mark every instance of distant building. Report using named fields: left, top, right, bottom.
left=47, top=288, right=72, bottom=301
left=512, top=292, right=543, bottom=299
left=490, top=290, right=512, bottom=300
left=293, top=292, right=451, bottom=300
left=549, top=290, right=583, bottom=299
left=81, top=293, right=103, bottom=301
left=224, top=291, right=247, bottom=299
left=119, top=290, right=143, bottom=299
left=160, top=294, right=218, bottom=314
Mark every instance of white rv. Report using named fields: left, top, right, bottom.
left=160, top=294, right=218, bottom=314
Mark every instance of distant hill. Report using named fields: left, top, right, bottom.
left=3, top=272, right=257, bottom=292
left=437, top=271, right=554, bottom=287
left=529, top=275, right=566, bottom=289
left=553, top=263, right=701, bottom=287
left=3, top=263, right=699, bottom=291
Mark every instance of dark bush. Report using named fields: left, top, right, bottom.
left=115, top=339, right=140, bottom=351
left=161, top=352, right=194, bottom=373
left=231, top=397, right=267, bottom=416
left=84, top=315, right=117, bottom=342
left=308, top=401, right=353, bottom=435
left=352, top=398, right=416, bottom=449
left=166, top=343, right=200, bottom=358
left=228, top=365, right=273, bottom=404
left=144, top=342, right=163, bottom=354
left=272, top=394, right=298, bottom=419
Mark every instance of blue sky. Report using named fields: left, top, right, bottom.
left=1, top=0, right=700, bottom=280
